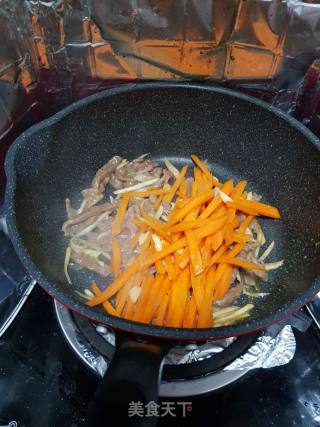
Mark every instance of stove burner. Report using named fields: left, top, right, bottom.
left=72, top=312, right=259, bottom=380
left=54, top=300, right=261, bottom=396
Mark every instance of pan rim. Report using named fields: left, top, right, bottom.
left=4, top=81, right=320, bottom=340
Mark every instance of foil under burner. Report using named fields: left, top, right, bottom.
left=54, top=300, right=296, bottom=397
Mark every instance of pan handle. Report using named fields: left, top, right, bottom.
left=87, top=333, right=174, bottom=427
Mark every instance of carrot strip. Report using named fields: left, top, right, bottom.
left=140, top=214, right=170, bottom=242
left=198, top=267, right=216, bottom=327
left=112, top=194, right=129, bottom=236
left=231, top=232, right=253, bottom=244
left=87, top=256, right=143, bottom=306
left=217, top=256, right=265, bottom=271
left=143, top=238, right=187, bottom=268
left=152, top=275, right=171, bottom=320
left=191, top=154, right=222, bottom=188
left=115, top=272, right=143, bottom=314
left=168, top=218, right=212, bottom=233
left=111, top=239, right=122, bottom=278
left=211, top=229, right=224, bottom=251
left=230, top=180, right=247, bottom=200
left=123, top=299, right=135, bottom=320
left=130, top=231, right=141, bottom=249
left=190, top=267, right=205, bottom=311
left=163, top=165, right=188, bottom=204
left=201, top=237, right=212, bottom=268
left=213, top=265, right=233, bottom=300
left=132, top=275, right=155, bottom=321
left=141, top=231, right=152, bottom=252
left=185, top=230, right=203, bottom=276
left=195, top=215, right=227, bottom=240
left=153, top=293, right=170, bottom=326
left=132, top=216, right=149, bottom=231
left=167, top=268, right=190, bottom=327
left=155, top=194, right=164, bottom=209
left=238, top=215, right=254, bottom=233
left=208, top=244, right=228, bottom=267
left=183, top=295, right=197, bottom=328
left=91, top=282, right=119, bottom=316
left=178, top=177, right=187, bottom=198
left=227, top=200, right=280, bottom=219
left=167, top=190, right=213, bottom=226
left=164, top=255, right=177, bottom=280
left=199, top=179, right=233, bottom=219
left=175, top=247, right=190, bottom=269
left=139, top=275, right=165, bottom=323
left=155, top=259, right=166, bottom=275
left=210, top=206, right=227, bottom=218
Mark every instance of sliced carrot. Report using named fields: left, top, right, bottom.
left=238, top=215, right=254, bottom=233
left=87, top=255, right=143, bottom=306
left=199, top=179, right=233, bottom=219
left=143, top=238, right=187, bottom=268
left=141, top=231, right=152, bottom=252
left=154, top=195, right=163, bottom=210
left=195, top=215, right=227, bottom=240
left=227, top=200, right=280, bottom=219
left=167, top=268, right=190, bottom=327
left=115, top=272, right=143, bottom=314
left=164, top=255, right=177, bottom=280
left=191, top=154, right=222, bottom=188
left=112, top=194, right=129, bottom=236
left=210, top=205, right=227, bottom=219
left=201, top=237, right=212, bottom=268
left=213, top=265, right=233, bottom=300
left=132, top=216, right=149, bottom=231
left=175, top=247, right=190, bottom=269
left=168, top=218, right=212, bottom=233
left=140, top=211, right=170, bottom=241
left=152, top=275, right=171, bottom=320
left=155, top=259, right=166, bottom=275
left=198, top=267, right=216, bottom=327
left=217, top=256, right=265, bottom=271
left=211, top=229, right=224, bottom=251
left=208, top=243, right=228, bottom=267
left=183, top=295, right=198, bottom=328
left=111, top=239, right=122, bottom=278
left=178, top=177, right=187, bottom=198
left=230, top=180, right=247, bottom=200
left=153, top=293, right=170, bottom=326
left=91, top=282, right=119, bottom=316
left=167, top=190, right=213, bottom=226
left=130, top=231, right=141, bottom=249
left=163, top=165, right=188, bottom=204
left=139, top=275, right=165, bottom=323
left=185, top=229, right=203, bottom=276
left=231, top=231, right=253, bottom=244
left=132, top=275, right=155, bottom=322
left=190, top=267, right=205, bottom=311
left=123, top=299, right=135, bottom=320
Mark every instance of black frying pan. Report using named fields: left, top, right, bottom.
left=4, top=83, right=320, bottom=425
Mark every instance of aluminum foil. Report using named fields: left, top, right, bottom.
left=95, top=324, right=296, bottom=371
left=2, top=1, right=320, bottom=205
left=225, top=325, right=296, bottom=370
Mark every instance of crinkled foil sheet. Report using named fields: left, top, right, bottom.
left=94, top=324, right=296, bottom=372
left=1, top=1, right=320, bottom=199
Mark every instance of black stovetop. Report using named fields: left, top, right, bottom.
left=0, top=285, right=320, bottom=427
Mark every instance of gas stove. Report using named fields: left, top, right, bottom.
left=0, top=243, right=319, bottom=427
left=0, top=285, right=320, bottom=426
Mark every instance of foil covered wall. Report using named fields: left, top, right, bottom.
left=1, top=0, right=320, bottom=201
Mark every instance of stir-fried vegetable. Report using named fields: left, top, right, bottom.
left=62, top=155, right=282, bottom=328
